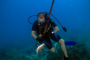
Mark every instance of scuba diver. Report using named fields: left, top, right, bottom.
left=31, top=12, right=69, bottom=60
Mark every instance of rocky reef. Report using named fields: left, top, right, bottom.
left=0, top=42, right=90, bottom=60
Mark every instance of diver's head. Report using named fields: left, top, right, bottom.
left=38, top=12, right=45, bottom=21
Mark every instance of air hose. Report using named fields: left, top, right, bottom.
left=28, top=12, right=67, bottom=32
left=28, top=0, right=67, bottom=32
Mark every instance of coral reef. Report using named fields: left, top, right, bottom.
left=0, top=42, right=90, bottom=60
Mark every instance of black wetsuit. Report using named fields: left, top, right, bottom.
left=32, top=19, right=61, bottom=49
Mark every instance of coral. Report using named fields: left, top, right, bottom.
left=67, top=43, right=89, bottom=60
left=0, top=42, right=90, bottom=60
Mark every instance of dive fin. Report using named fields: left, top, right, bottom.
left=65, top=41, right=77, bottom=46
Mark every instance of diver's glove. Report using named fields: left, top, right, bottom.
left=36, top=37, right=43, bottom=41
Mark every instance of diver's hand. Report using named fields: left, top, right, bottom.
left=36, top=37, right=43, bottom=41
left=53, top=26, right=59, bottom=33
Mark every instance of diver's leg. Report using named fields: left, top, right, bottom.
left=58, top=39, right=68, bottom=58
left=43, top=40, right=55, bottom=53
left=50, top=33, right=68, bottom=59
left=36, top=43, right=45, bottom=54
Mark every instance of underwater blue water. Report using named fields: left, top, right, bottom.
left=0, top=0, right=90, bottom=59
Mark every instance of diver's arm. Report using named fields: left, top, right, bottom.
left=31, top=31, right=37, bottom=39
left=53, top=26, right=59, bottom=33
